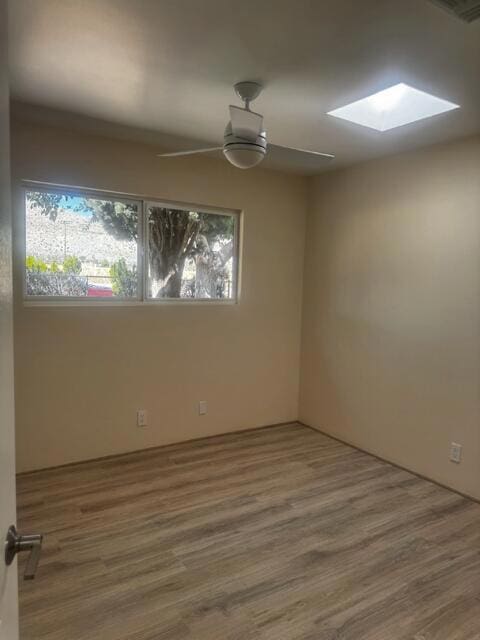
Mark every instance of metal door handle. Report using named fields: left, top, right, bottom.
left=4, top=525, right=44, bottom=580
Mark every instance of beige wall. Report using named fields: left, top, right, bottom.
left=300, top=135, right=480, bottom=500
left=12, top=121, right=307, bottom=472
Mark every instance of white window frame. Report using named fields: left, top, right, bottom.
left=22, top=182, right=240, bottom=306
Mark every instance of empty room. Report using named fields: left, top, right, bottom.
left=1, top=1, right=480, bottom=638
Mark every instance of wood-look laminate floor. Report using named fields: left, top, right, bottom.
left=16, top=423, right=480, bottom=640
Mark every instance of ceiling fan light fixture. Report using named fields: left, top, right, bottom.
left=223, top=121, right=267, bottom=169
left=223, top=144, right=266, bottom=169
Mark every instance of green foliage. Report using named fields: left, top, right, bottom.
left=86, top=199, right=138, bottom=241
left=63, top=256, right=82, bottom=275
left=25, top=255, right=48, bottom=272
left=27, top=192, right=65, bottom=221
left=198, top=211, right=234, bottom=240
left=109, top=259, right=137, bottom=297
left=26, top=255, right=83, bottom=275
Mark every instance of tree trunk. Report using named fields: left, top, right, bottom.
left=156, top=266, right=184, bottom=298
left=194, top=239, right=233, bottom=298
left=148, top=208, right=199, bottom=298
left=195, top=255, right=217, bottom=298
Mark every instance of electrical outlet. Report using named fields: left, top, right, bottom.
left=199, top=401, right=207, bottom=416
left=450, top=442, right=462, bottom=464
left=137, top=409, right=148, bottom=427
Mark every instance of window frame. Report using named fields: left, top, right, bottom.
left=22, top=182, right=240, bottom=306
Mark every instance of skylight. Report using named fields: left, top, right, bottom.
left=327, top=83, right=460, bottom=132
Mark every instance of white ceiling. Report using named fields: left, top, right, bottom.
left=8, top=0, right=480, bottom=174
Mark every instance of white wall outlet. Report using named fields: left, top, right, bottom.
left=137, top=409, right=148, bottom=427
left=450, top=442, right=462, bottom=464
left=199, top=401, right=207, bottom=416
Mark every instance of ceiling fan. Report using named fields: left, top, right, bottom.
left=158, top=81, right=335, bottom=170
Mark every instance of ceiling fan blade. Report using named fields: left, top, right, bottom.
left=229, top=105, right=263, bottom=141
left=269, top=144, right=335, bottom=160
left=158, top=147, right=223, bottom=158
left=264, top=144, right=335, bottom=174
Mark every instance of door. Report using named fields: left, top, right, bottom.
left=0, top=0, right=19, bottom=637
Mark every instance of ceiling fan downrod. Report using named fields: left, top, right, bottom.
left=234, top=81, right=263, bottom=111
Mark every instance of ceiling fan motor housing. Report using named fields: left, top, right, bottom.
left=223, top=122, right=267, bottom=169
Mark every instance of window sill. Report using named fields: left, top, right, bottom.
left=23, top=298, right=239, bottom=308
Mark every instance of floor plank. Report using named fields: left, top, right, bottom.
left=16, top=423, right=480, bottom=639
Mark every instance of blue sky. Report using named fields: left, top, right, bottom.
left=59, top=195, right=92, bottom=218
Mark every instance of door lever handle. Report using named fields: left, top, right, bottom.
left=4, top=525, right=44, bottom=580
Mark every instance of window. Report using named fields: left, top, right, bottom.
left=23, top=185, right=239, bottom=303
left=25, top=189, right=140, bottom=299
left=146, top=204, right=236, bottom=299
